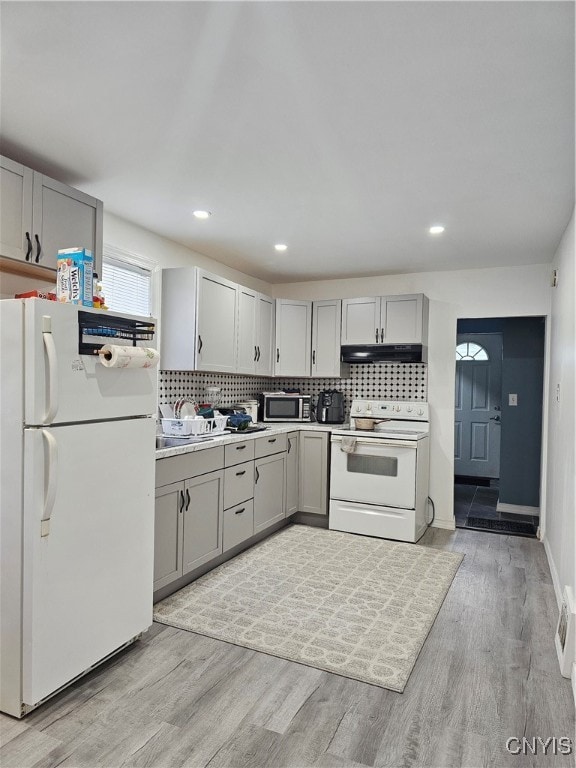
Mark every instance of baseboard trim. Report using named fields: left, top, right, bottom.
left=432, top=517, right=456, bottom=531
left=542, top=536, right=562, bottom=609
left=496, top=501, right=540, bottom=516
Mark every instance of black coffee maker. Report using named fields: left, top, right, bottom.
left=316, top=390, right=345, bottom=424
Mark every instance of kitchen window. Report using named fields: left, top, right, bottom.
left=101, top=245, right=157, bottom=316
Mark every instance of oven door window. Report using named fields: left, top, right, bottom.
left=267, top=398, right=299, bottom=419
left=347, top=454, right=398, bottom=477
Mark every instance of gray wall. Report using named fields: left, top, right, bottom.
left=457, top=317, right=545, bottom=508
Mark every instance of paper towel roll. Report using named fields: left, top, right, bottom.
left=98, top=345, right=160, bottom=369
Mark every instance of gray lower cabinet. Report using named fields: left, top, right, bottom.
left=182, top=470, right=224, bottom=573
left=254, top=453, right=286, bottom=533
left=154, top=481, right=183, bottom=591
left=153, top=469, right=224, bottom=591
left=298, top=430, right=329, bottom=515
left=223, top=500, right=254, bottom=552
left=286, top=431, right=299, bottom=516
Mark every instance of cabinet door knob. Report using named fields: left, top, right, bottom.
left=34, top=234, right=42, bottom=263
left=25, top=232, right=33, bottom=261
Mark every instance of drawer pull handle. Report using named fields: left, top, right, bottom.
left=236, top=445, right=246, bottom=450
left=268, top=438, right=276, bottom=443
left=235, top=508, right=245, bottom=515
left=236, top=470, right=246, bottom=476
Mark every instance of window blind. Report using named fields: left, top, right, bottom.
left=101, top=259, right=151, bottom=316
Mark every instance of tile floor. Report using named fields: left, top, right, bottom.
left=454, top=479, right=539, bottom=537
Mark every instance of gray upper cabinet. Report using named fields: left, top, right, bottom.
left=160, top=267, right=198, bottom=370
left=274, top=299, right=312, bottom=377
left=255, top=294, right=274, bottom=376
left=0, top=155, right=103, bottom=275
left=341, top=294, right=428, bottom=346
left=196, top=270, right=239, bottom=373
left=237, top=288, right=275, bottom=376
left=311, top=299, right=349, bottom=377
left=0, top=157, right=33, bottom=262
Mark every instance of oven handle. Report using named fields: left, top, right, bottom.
left=330, top=436, right=418, bottom=450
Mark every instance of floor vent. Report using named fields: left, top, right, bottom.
left=465, top=516, right=537, bottom=537
left=556, top=587, right=575, bottom=678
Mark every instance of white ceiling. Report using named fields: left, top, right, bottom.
left=1, top=1, right=574, bottom=283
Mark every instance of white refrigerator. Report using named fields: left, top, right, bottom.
left=0, top=298, right=158, bottom=717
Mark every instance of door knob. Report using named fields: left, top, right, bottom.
left=490, top=416, right=501, bottom=422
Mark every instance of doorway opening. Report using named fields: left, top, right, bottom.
left=454, top=317, right=545, bottom=538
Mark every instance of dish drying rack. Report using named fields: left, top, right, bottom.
left=161, top=414, right=228, bottom=438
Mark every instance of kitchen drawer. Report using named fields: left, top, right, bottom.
left=224, top=461, right=254, bottom=509
left=224, top=440, right=256, bottom=467
left=223, top=499, right=254, bottom=552
left=254, top=432, right=287, bottom=458
left=156, top=446, right=224, bottom=487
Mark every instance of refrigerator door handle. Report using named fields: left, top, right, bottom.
left=42, top=317, right=59, bottom=424
left=40, top=429, right=58, bottom=537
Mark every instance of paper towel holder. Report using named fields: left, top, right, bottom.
left=78, top=311, right=155, bottom=356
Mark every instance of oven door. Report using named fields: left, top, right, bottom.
left=330, top=436, right=417, bottom=509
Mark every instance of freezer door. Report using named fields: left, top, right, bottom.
left=22, top=417, right=155, bottom=707
left=24, top=299, right=157, bottom=425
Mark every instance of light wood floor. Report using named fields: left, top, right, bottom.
left=1, top=528, right=574, bottom=768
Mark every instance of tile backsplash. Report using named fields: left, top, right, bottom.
left=159, top=363, right=427, bottom=419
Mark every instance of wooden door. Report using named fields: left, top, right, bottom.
left=454, top=334, right=502, bottom=478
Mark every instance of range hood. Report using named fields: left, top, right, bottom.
left=341, top=344, right=426, bottom=364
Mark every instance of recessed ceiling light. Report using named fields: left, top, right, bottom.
left=193, top=210, right=211, bottom=219
left=429, top=225, right=445, bottom=235
left=275, top=244, right=288, bottom=252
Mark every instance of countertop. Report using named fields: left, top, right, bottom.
left=156, top=422, right=336, bottom=459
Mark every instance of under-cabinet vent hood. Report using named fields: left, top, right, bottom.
left=341, top=344, right=427, bottom=364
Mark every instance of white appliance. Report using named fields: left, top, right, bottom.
left=329, top=400, right=430, bottom=543
left=0, top=299, right=158, bottom=717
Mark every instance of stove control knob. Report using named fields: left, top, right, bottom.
left=394, top=405, right=401, bottom=412
left=355, top=405, right=361, bottom=413
left=417, top=408, right=424, bottom=416
left=406, top=406, right=413, bottom=413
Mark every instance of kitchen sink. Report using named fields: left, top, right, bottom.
left=156, top=435, right=215, bottom=449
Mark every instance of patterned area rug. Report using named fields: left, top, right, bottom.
left=153, top=525, right=463, bottom=692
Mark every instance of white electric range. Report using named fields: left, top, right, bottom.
left=329, top=399, right=430, bottom=543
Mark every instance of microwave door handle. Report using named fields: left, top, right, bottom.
left=42, top=316, right=59, bottom=424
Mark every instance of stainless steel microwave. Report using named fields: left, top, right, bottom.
left=258, top=393, right=312, bottom=422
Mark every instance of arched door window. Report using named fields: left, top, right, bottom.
left=456, top=342, right=489, bottom=361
